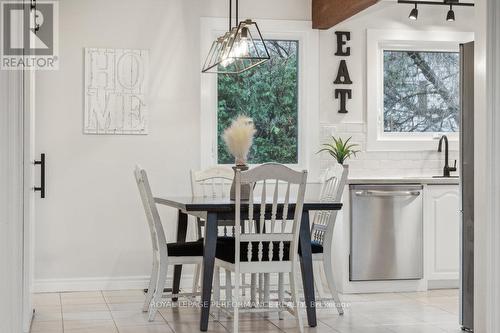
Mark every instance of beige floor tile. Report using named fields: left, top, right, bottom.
left=353, top=293, right=410, bottom=302
left=33, top=308, right=63, bottom=322
left=61, top=292, right=106, bottom=306
left=107, top=302, right=144, bottom=312
left=118, top=324, right=175, bottom=333
left=362, top=312, right=420, bottom=326
left=333, top=326, right=394, bottom=333
left=33, top=293, right=61, bottom=307
left=405, top=308, right=458, bottom=324
left=29, top=289, right=460, bottom=333
left=271, top=316, right=338, bottom=333
left=346, top=301, right=425, bottom=315
left=63, top=319, right=116, bottom=331
left=433, top=304, right=459, bottom=315
left=214, top=311, right=265, bottom=322
left=320, top=312, right=377, bottom=329
left=168, top=321, right=228, bottom=333
left=160, top=308, right=204, bottom=323
left=111, top=310, right=166, bottom=327
left=34, top=310, right=62, bottom=321
left=337, top=294, right=372, bottom=303
left=63, top=303, right=109, bottom=313
left=29, top=319, right=63, bottom=333
left=102, top=289, right=145, bottom=297
left=61, top=291, right=103, bottom=299
left=63, top=311, right=113, bottom=321
left=407, top=295, right=459, bottom=306
left=221, top=318, right=282, bottom=332
left=401, top=289, right=458, bottom=299
left=382, top=323, right=447, bottom=333
left=104, top=295, right=146, bottom=304
left=34, top=305, right=63, bottom=314
left=433, top=321, right=464, bottom=332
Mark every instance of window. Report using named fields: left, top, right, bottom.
left=383, top=50, right=459, bottom=133
left=201, top=18, right=319, bottom=176
left=217, top=40, right=299, bottom=164
left=366, top=29, right=473, bottom=151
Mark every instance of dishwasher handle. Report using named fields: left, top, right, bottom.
left=354, top=190, right=421, bottom=197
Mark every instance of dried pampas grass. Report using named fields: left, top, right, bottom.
left=223, top=115, right=256, bottom=165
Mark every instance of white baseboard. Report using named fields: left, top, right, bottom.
left=34, top=274, right=195, bottom=293
left=427, top=279, right=459, bottom=289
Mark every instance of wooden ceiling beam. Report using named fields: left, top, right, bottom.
left=312, top=0, right=380, bottom=30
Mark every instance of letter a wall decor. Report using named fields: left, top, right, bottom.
left=84, top=48, right=149, bottom=134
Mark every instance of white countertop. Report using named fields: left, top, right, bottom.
left=348, top=177, right=460, bottom=185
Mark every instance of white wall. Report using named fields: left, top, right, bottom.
left=34, top=0, right=475, bottom=291
left=34, top=0, right=311, bottom=291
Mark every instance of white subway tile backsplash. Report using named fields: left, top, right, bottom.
left=319, top=123, right=460, bottom=178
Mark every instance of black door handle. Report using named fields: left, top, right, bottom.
left=34, top=153, right=45, bottom=198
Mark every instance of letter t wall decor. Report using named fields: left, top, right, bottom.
left=333, top=31, right=352, bottom=114
left=84, top=48, right=149, bottom=135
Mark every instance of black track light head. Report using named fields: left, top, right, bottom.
left=446, top=5, right=455, bottom=22
left=409, top=4, right=418, bottom=20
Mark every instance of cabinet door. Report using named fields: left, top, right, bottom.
left=425, top=185, right=460, bottom=282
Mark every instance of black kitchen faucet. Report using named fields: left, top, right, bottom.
left=437, top=135, right=457, bottom=177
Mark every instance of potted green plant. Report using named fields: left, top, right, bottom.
left=318, top=136, right=360, bottom=165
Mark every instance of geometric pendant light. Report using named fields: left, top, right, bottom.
left=202, top=0, right=270, bottom=74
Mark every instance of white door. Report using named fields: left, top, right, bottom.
left=23, top=67, right=36, bottom=332
left=0, top=2, right=36, bottom=331
left=0, top=61, right=34, bottom=332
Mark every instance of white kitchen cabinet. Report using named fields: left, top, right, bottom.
left=424, top=185, right=460, bottom=284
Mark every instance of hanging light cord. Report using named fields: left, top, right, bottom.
left=235, top=0, right=239, bottom=27
left=229, top=0, right=232, bottom=31
left=228, top=0, right=239, bottom=29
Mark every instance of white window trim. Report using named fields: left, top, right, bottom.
left=366, top=29, right=474, bottom=151
left=200, top=18, right=320, bottom=180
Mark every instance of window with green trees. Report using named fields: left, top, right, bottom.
left=217, top=40, right=299, bottom=164
left=383, top=50, right=459, bottom=133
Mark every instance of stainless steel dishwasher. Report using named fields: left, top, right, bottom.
left=350, top=184, right=423, bottom=281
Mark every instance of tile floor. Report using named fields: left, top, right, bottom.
left=30, top=289, right=462, bottom=333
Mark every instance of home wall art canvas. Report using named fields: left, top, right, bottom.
left=84, top=48, right=149, bottom=134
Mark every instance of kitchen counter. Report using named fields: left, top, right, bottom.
left=348, top=177, right=460, bottom=185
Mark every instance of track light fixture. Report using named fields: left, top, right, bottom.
left=409, top=4, right=418, bottom=20
left=398, top=0, right=473, bottom=22
left=446, top=5, right=456, bottom=22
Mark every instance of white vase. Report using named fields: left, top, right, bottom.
left=229, top=164, right=251, bottom=201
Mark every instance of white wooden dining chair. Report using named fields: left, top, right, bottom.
left=190, top=166, right=234, bottom=299
left=134, top=166, right=203, bottom=321
left=190, top=166, right=234, bottom=238
left=309, top=163, right=348, bottom=315
left=190, top=166, right=256, bottom=305
left=214, top=163, right=308, bottom=333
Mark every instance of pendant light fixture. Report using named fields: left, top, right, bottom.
left=202, top=0, right=270, bottom=74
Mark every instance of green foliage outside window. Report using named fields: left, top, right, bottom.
left=217, top=40, right=299, bottom=164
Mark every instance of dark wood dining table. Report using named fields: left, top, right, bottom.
left=154, top=195, right=342, bottom=332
